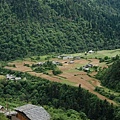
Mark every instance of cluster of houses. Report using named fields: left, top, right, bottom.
left=6, top=74, right=21, bottom=81
left=58, top=50, right=94, bottom=60
left=0, top=104, right=51, bottom=120
left=58, top=55, right=80, bottom=60
left=52, top=61, right=61, bottom=65
left=36, top=61, right=61, bottom=66
left=82, top=63, right=93, bottom=71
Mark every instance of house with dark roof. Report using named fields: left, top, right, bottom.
left=6, top=104, right=50, bottom=120
left=0, top=105, right=5, bottom=113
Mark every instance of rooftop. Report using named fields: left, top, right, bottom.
left=0, top=105, right=3, bottom=109
left=15, top=104, right=50, bottom=120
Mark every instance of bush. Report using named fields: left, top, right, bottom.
left=24, top=63, right=30, bottom=67
left=53, top=69, right=62, bottom=75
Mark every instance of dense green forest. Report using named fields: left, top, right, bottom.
left=0, top=68, right=120, bottom=120
left=45, top=106, right=89, bottom=120
left=96, top=59, right=120, bottom=92
left=0, top=0, right=120, bottom=60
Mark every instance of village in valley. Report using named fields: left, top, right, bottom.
left=3, top=49, right=120, bottom=92
left=0, top=49, right=120, bottom=120
left=4, top=50, right=98, bottom=83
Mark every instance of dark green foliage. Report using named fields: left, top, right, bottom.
left=52, top=68, right=62, bottom=75
left=24, top=63, right=30, bottom=67
left=95, top=87, right=119, bottom=102
left=96, top=59, right=120, bottom=92
left=45, top=106, right=88, bottom=120
left=0, top=0, right=120, bottom=60
left=32, top=61, right=57, bottom=73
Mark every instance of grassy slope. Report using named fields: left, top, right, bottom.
left=59, top=49, right=120, bottom=59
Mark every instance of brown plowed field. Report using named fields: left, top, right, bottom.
left=5, top=59, right=117, bottom=105
left=5, top=61, right=34, bottom=72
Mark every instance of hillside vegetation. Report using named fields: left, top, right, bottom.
left=96, top=59, right=120, bottom=92
left=0, top=0, right=120, bottom=60
left=0, top=68, right=119, bottom=120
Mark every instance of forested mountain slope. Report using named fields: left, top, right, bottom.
left=96, top=59, right=120, bottom=92
left=0, top=0, right=120, bottom=60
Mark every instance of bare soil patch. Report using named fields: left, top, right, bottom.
left=5, top=61, right=34, bottom=72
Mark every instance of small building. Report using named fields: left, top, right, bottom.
left=37, top=62, right=44, bottom=65
left=88, top=50, right=94, bottom=54
left=6, top=74, right=21, bottom=81
left=82, top=63, right=93, bottom=72
left=13, top=104, right=51, bottom=120
left=15, top=77, right=21, bottom=81
left=74, top=56, right=80, bottom=60
left=86, top=64, right=93, bottom=68
left=68, top=56, right=73, bottom=59
left=52, top=61, right=61, bottom=65
left=82, top=66, right=90, bottom=71
left=69, top=60, right=74, bottom=64
left=63, top=56, right=68, bottom=60
left=6, top=74, right=16, bottom=80
left=57, top=56, right=61, bottom=59
left=0, top=105, right=5, bottom=113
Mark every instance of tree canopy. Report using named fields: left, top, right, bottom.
left=0, top=0, right=120, bottom=60
left=96, top=59, right=120, bottom=92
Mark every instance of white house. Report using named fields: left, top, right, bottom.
left=6, top=74, right=21, bottom=81
left=69, top=60, right=74, bottom=64
left=15, top=77, right=21, bottom=81
left=88, top=50, right=94, bottom=54
left=6, top=74, right=16, bottom=80
left=63, top=56, right=68, bottom=60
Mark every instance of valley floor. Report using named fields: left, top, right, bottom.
left=5, top=57, right=118, bottom=105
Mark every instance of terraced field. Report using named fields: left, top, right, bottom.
left=5, top=57, right=117, bottom=105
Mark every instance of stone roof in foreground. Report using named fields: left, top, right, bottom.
left=15, top=104, right=50, bottom=120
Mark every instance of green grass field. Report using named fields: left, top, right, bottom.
left=60, top=49, right=120, bottom=59
left=58, top=77, right=76, bottom=86
left=82, top=49, right=120, bottom=58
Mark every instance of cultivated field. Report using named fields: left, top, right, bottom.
left=4, top=49, right=120, bottom=105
